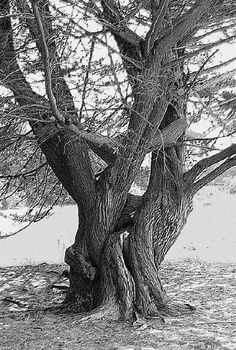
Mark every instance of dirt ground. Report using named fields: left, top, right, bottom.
left=0, top=261, right=236, bottom=350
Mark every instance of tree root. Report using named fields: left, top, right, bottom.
left=50, top=284, right=68, bottom=291
left=159, top=301, right=196, bottom=317
left=79, top=304, right=121, bottom=322
left=2, top=296, right=28, bottom=308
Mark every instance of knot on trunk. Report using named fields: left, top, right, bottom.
left=65, top=246, right=97, bottom=281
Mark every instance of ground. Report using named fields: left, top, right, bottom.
left=0, top=261, right=236, bottom=350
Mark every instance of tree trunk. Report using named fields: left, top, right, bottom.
left=63, top=155, right=194, bottom=320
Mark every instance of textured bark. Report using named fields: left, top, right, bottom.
left=62, top=139, right=194, bottom=319
left=64, top=178, right=194, bottom=320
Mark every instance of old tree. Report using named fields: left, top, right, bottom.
left=1, top=0, right=236, bottom=320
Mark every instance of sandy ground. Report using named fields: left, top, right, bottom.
left=0, top=261, right=236, bottom=350
left=0, top=185, right=235, bottom=266
left=166, top=186, right=236, bottom=263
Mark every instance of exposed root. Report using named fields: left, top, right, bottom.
left=50, top=284, right=68, bottom=291
left=79, top=303, right=122, bottom=322
left=27, top=301, right=88, bottom=314
left=2, top=296, right=27, bottom=308
left=133, top=311, right=165, bottom=328
left=160, top=301, right=196, bottom=317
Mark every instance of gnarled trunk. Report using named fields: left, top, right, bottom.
left=64, top=154, right=194, bottom=321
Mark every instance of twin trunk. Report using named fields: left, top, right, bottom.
left=64, top=170, right=193, bottom=321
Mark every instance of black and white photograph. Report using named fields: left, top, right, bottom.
left=0, top=1, right=236, bottom=349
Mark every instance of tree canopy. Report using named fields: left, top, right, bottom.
left=0, top=1, right=236, bottom=214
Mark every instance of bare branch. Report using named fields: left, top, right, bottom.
left=145, top=0, right=168, bottom=54
left=85, top=119, right=187, bottom=164
left=31, top=1, right=64, bottom=123
left=64, top=124, right=119, bottom=155
left=150, top=118, right=187, bottom=151
left=184, top=143, right=236, bottom=186
left=187, top=50, right=219, bottom=91
left=124, top=0, right=150, bottom=23
left=0, top=162, right=47, bottom=180
left=192, top=22, right=236, bottom=42
left=191, top=56, right=236, bottom=77
left=79, top=38, right=95, bottom=121
left=100, top=0, right=142, bottom=47
left=106, top=35, right=126, bottom=105
left=190, top=155, right=236, bottom=195
left=156, top=0, right=217, bottom=58
left=195, top=68, right=236, bottom=93
left=17, top=1, right=78, bottom=122
left=167, top=33, right=236, bottom=68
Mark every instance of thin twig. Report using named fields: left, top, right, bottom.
left=79, top=38, right=95, bottom=121
left=188, top=50, right=219, bottom=91
left=105, top=34, right=126, bottom=105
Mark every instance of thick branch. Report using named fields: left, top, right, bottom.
left=65, top=125, right=119, bottom=155
left=87, top=118, right=187, bottom=164
left=190, top=155, right=236, bottom=195
left=184, top=144, right=236, bottom=186
left=150, top=118, right=187, bottom=151
left=0, top=2, right=97, bottom=205
left=145, top=0, right=168, bottom=54
left=100, top=0, right=142, bottom=48
left=86, top=140, right=117, bottom=164
left=156, top=0, right=218, bottom=58
left=100, top=0, right=143, bottom=80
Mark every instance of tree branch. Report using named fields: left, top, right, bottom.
left=190, top=155, right=236, bottom=195
left=85, top=119, right=187, bottom=164
left=100, top=0, right=142, bottom=48
left=184, top=144, right=236, bottom=186
left=150, top=118, right=187, bottom=151
left=18, top=1, right=79, bottom=124
left=0, top=162, right=47, bottom=180
left=195, top=68, right=236, bottom=93
left=192, top=22, right=236, bottom=43
left=144, top=0, right=168, bottom=54
left=0, top=2, right=98, bottom=205
left=100, top=0, right=143, bottom=80
left=31, top=1, right=64, bottom=123
left=79, top=38, right=95, bottom=121
left=167, top=33, right=236, bottom=68
left=156, top=0, right=218, bottom=59
left=190, top=56, right=236, bottom=77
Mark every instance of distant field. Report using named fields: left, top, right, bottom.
left=0, top=185, right=235, bottom=266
